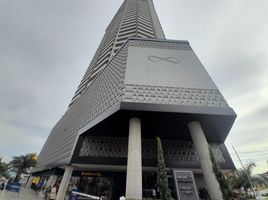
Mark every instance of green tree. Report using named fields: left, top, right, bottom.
left=253, top=174, right=268, bottom=189
left=9, top=153, right=37, bottom=181
left=156, top=137, right=173, bottom=200
left=230, top=162, right=256, bottom=199
left=209, top=147, right=234, bottom=200
left=0, top=157, right=9, bottom=177
left=258, top=174, right=268, bottom=186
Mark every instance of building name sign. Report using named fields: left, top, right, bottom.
left=147, top=55, right=180, bottom=64
left=80, top=172, right=101, bottom=177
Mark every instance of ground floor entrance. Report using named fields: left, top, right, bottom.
left=32, top=168, right=208, bottom=200
left=72, top=171, right=126, bottom=200
left=71, top=170, right=179, bottom=200
left=143, top=171, right=177, bottom=199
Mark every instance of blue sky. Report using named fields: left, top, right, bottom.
left=0, top=0, right=268, bottom=174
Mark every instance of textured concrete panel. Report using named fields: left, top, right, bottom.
left=125, top=46, right=217, bottom=89
left=78, top=136, right=225, bottom=163
left=122, top=38, right=229, bottom=110
left=35, top=43, right=128, bottom=171
left=123, top=84, right=228, bottom=108
left=35, top=38, right=235, bottom=172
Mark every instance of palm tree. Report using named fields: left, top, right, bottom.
left=0, top=157, right=10, bottom=177
left=258, top=174, right=268, bottom=185
left=252, top=174, right=268, bottom=189
left=230, top=162, right=256, bottom=199
left=9, top=153, right=37, bottom=181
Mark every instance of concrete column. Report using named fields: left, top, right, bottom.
left=188, top=121, right=223, bottom=200
left=25, top=175, right=34, bottom=188
left=26, top=176, right=34, bottom=188
left=126, top=118, right=142, bottom=199
left=56, top=166, right=73, bottom=200
left=46, top=175, right=57, bottom=188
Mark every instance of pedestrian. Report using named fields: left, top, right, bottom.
left=152, top=188, right=156, bottom=200
left=49, top=184, right=57, bottom=200
left=36, top=179, right=45, bottom=194
left=0, top=179, right=4, bottom=190
left=45, top=186, right=52, bottom=200
left=67, top=182, right=78, bottom=200
left=3, top=179, right=8, bottom=190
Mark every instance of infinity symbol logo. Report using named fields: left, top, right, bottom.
left=148, top=55, right=180, bottom=64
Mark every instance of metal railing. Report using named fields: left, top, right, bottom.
left=71, top=191, right=101, bottom=200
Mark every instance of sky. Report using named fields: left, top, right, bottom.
left=0, top=0, right=267, bottom=174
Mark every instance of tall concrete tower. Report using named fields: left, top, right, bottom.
left=69, top=0, right=165, bottom=107
left=34, top=0, right=236, bottom=200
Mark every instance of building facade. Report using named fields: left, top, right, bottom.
left=34, top=0, right=236, bottom=200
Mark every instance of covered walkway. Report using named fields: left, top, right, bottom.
left=0, top=188, right=44, bottom=200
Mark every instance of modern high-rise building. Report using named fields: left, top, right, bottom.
left=33, top=0, right=236, bottom=199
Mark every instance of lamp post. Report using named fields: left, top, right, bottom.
left=232, top=146, right=256, bottom=199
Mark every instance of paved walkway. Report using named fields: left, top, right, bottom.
left=0, top=188, right=44, bottom=200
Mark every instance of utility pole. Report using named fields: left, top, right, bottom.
left=232, top=146, right=256, bottom=199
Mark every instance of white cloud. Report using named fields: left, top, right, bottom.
left=156, top=0, right=268, bottom=174
left=0, top=121, right=46, bottom=162
left=0, top=0, right=267, bottom=174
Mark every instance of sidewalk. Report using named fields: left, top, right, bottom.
left=0, top=188, right=44, bottom=200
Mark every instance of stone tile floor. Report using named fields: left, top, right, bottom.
left=0, top=188, right=44, bottom=200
